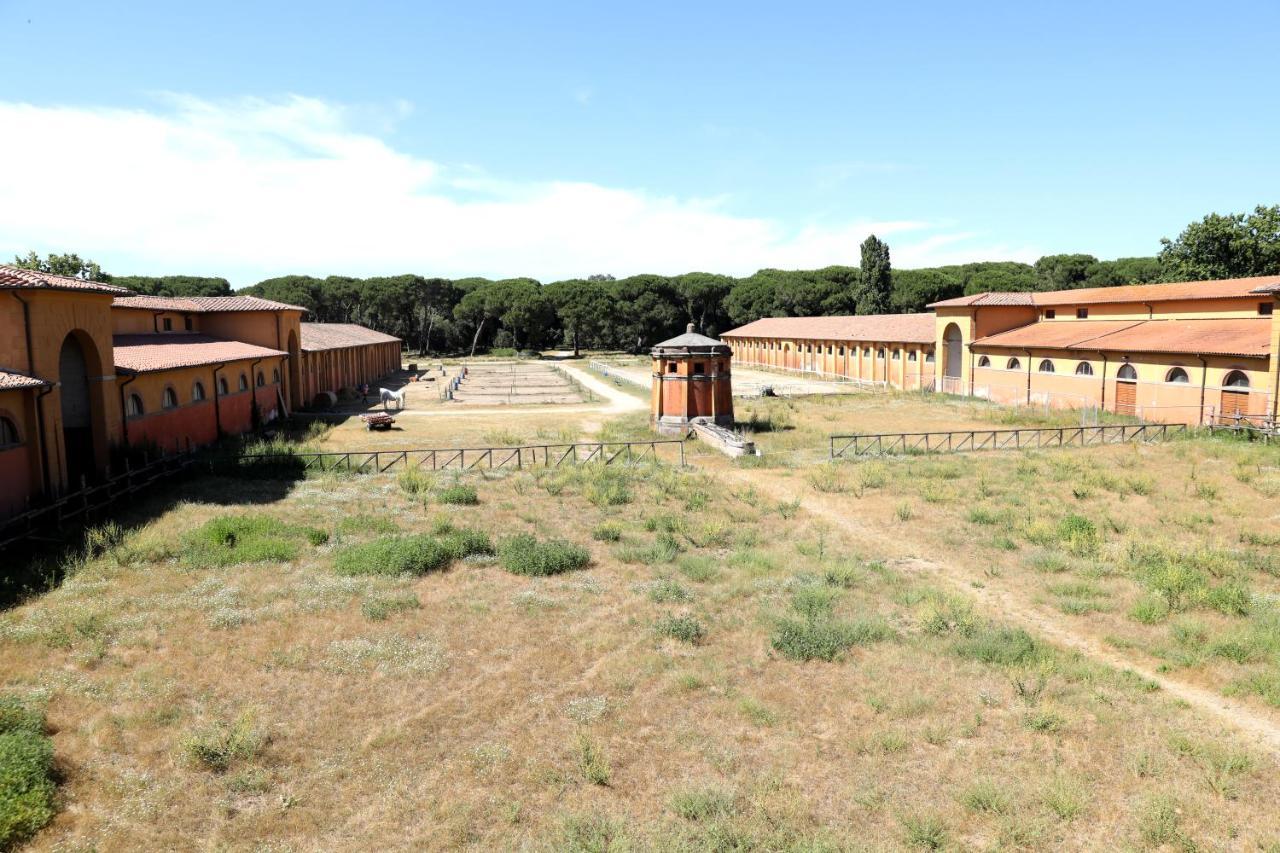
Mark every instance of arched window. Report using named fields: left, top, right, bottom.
left=1006, top=357, right=1021, bottom=370
left=126, top=394, right=144, bottom=418
left=877, top=347, right=886, bottom=358
left=892, top=349, right=901, bottom=360
left=908, top=351, right=918, bottom=362
left=0, top=416, right=20, bottom=448
left=273, top=368, right=281, bottom=384
left=162, top=387, right=179, bottom=409
left=1224, top=370, right=1250, bottom=388
left=193, top=381, right=207, bottom=402
left=256, top=371, right=266, bottom=388
left=976, top=355, right=991, bottom=368
left=925, top=352, right=935, bottom=363
left=1075, top=362, right=1094, bottom=376
left=1038, top=359, right=1055, bottom=373
left=238, top=373, right=248, bottom=391
left=218, top=376, right=229, bottom=396
left=1117, top=364, right=1138, bottom=380
left=1165, top=367, right=1189, bottom=384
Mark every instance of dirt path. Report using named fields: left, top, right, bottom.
left=716, top=465, right=1280, bottom=755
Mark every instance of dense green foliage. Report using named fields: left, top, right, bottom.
left=20, top=205, right=1276, bottom=356
left=0, top=696, right=55, bottom=850
left=333, top=530, right=493, bottom=577
left=498, top=534, right=590, bottom=576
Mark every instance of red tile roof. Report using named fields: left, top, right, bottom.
left=722, top=313, right=936, bottom=344
left=0, top=264, right=132, bottom=296
left=113, top=294, right=306, bottom=313
left=112, top=334, right=287, bottom=373
left=974, top=318, right=1272, bottom=359
left=300, top=323, right=401, bottom=352
left=0, top=369, right=50, bottom=390
left=931, top=275, right=1280, bottom=309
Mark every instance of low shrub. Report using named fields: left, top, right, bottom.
left=655, top=614, right=706, bottom=644
left=180, top=714, right=264, bottom=772
left=791, top=585, right=839, bottom=619
left=333, top=535, right=453, bottom=577
left=647, top=578, right=691, bottom=603
left=901, top=813, right=947, bottom=850
left=960, top=779, right=1011, bottom=814
left=669, top=786, right=736, bottom=821
left=771, top=616, right=892, bottom=662
left=436, top=483, right=479, bottom=506
left=576, top=734, right=610, bottom=786
left=677, top=555, right=720, bottom=583
left=0, top=696, right=55, bottom=850
left=183, top=515, right=325, bottom=567
left=440, top=528, right=494, bottom=559
left=591, top=522, right=623, bottom=542
left=499, top=534, right=590, bottom=576
left=952, top=626, right=1040, bottom=667
left=397, top=468, right=434, bottom=495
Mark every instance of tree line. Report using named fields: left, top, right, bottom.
left=13, top=204, right=1279, bottom=355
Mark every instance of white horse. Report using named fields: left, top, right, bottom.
left=379, top=387, right=405, bottom=411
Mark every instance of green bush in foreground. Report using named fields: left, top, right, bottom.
left=655, top=614, right=706, bottom=644
left=499, top=534, right=590, bottom=576
left=182, top=515, right=326, bottom=567
left=0, top=697, right=55, bottom=849
left=436, top=483, right=480, bottom=505
left=770, top=616, right=893, bottom=662
left=180, top=714, right=264, bottom=772
left=334, top=530, right=492, bottom=577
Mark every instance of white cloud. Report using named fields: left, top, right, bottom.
left=0, top=95, right=1040, bottom=286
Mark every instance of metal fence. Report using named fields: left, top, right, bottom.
left=228, top=439, right=685, bottom=474
left=830, top=423, right=1187, bottom=458
left=0, top=451, right=199, bottom=551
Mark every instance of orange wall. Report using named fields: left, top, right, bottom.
left=724, top=335, right=934, bottom=390
left=651, top=355, right=733, bottom=424
left=0, top=388, right=39, bottom=516
left=111, top=308, right=197, bottom=335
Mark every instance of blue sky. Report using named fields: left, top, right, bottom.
left=1, top=0, right=1277, bottom=285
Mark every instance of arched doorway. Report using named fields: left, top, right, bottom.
left=1220, top=370, right=1251, bottom=423
left=287, top=329, right=302, bottom=410
left=942, top=323, right=962, bottom=393
left=59, top=334, right=95, bottom=489
left=1115, top=363, right=1138, bottom=416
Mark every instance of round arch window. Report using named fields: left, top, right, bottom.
left=1038, top=359, right=1055, bottom=373
left=1006, top=357, right=1021, bottom=370
left=1117, top=364, right=1138, bottom=380
left=1075, top=362, right=1094, bottom=376
left=1224, top=370, right=1250, bottom=388
left=1165, top=367, right=1189, bottom=384
left=193, top=381, right=207, bottom=402
left=0, top=416, right=20, bottom=448
left=238, top=373, right=249, bottom=391
left=162, top=387, right=179, bottom=409
left=218, top=377, right=229, bottom=396
left=977, top=355, right=991, bottom=368
left=273, top=368, right=281, bottom=384
left=126, top=394, right=145, bottom=418
left=256, top=371, right=266, bottom=388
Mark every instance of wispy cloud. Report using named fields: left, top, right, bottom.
left=0, top=95, right=1039, bottom=285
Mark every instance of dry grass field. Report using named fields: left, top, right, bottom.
left=4, top=389, right=1280, bottom=851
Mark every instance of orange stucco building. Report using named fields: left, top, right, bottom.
left=722, top=275, right=1280, bottom=426
left=650, top=325, right=734, bottom=433
left=0, top=265, right=402, bottom=520
left=722, top=314, right=937, bottom=390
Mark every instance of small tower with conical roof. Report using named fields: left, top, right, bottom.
left=650, top=324, right=734, bottom=434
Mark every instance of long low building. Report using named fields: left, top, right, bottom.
left=0, top=266, right=402, bottom=518
left=722, top=274, right=1280, bottom=425
left=721, top=313, right=937, bottom=389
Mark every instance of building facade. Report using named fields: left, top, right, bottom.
left=0, top=265, right=402, bottom=518
left=721, top=314, right=937, bottom=390
left=721, top=275, right=1280, bottom=426
left=650, top=325, right=734, bottom=433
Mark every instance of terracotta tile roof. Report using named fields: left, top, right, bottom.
left=112, top=294, right=306, bottom=313
left=972, top=320, right=1144, bottom=350
left=0, top=264, right=132, bottom=296
left=931, top=275, right=1280, bottom=309
left=929, top=292, right=1036, bottom=308
left=974, top=318, right=1272, bottom=359
left=112, top=334, right=286, bottom=373
left=0, top=369, right=50, bottom=390
left=722, top=313, right=936, bottom=344
left=300, top=323, right=401, bottom=352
